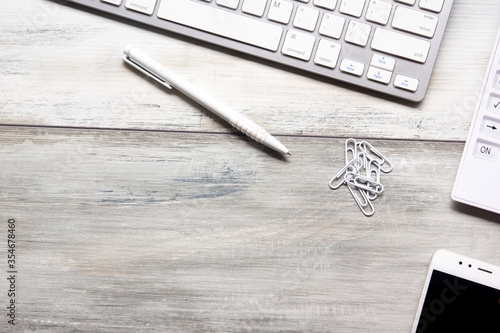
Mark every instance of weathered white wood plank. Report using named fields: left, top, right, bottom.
left=1, top=127, right=499, bottom=332
left=1, top=0, right=499, bottom=141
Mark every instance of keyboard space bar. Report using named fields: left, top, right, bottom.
left=157, top=0, right=283, bottom=52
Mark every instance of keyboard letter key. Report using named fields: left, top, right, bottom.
left=216, top=0, right=240, bottom=10
left=268, top=0, right=295, bottom=24
left=371, top=28, right=430, bottom=63
left=242, top=0, right=268, bottom=17
left=313, top=0, right=338, bottom=10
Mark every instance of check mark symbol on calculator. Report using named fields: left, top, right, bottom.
left=494, top=101, right=500, bottom=108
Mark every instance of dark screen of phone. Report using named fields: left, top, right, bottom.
left=416, top=270, right=500, bottom=332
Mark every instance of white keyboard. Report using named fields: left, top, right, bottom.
left=452, top=26, right=500, bottom=215
left=67, top=0, right=454, bottom=102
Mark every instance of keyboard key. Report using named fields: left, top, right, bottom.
left=371, top=28, right=430, bottom=63
left=392, top=6, right=438, bottom=38
left=157, top=0, right=284, bottom=51
left=125, top=0, right=157, bottom=15
left=345, top=20, right=371, bottom=46
left=340, top=59, right=365, bottom=76
left=370, top=54, right=395, bottom=71
left=216, top=0, right=240, bottom=9
left=339, top=0, right=366, bottom=18
left=367, top=66, right=392, bottom=84
left=242, top=0, right=268, bottom=16
left=419, top=0, right=444, bottom=13
left=394, top=0, right=415, bottom=4
left=313, top=0, right=338, bottom=10
left=319, top=13, right=345, bottom=39
left=282, top=30, right=316, bottom=61
left=102, top=0, right=122, bottom=5
left=314, top=39, right=342, bottom=68
left=294, top=6, right=320, bottom=31
left=365, top=0, right=392, bottom=25
left=268, top=0, right=294, bottom=24
left=394, top=74, right=419, bottom=91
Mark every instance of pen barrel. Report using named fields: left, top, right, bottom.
left=232, top=115, right=270, bottom=143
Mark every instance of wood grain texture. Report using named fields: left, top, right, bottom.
left=1, top=0, right=500, bottom=331
left=1, top=127, right=500, bottom=332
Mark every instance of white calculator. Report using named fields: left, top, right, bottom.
left=452, top=26, right=500, bottom=214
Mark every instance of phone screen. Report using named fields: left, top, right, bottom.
left=416, top=269, right=500, bottom=332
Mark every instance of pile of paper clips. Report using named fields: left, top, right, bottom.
left=329, top=138, right=393, bottom=216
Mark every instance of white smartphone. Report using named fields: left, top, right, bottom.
left=411, top=250, right=500, bottom=332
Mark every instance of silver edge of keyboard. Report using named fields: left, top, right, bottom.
left=67, top=0, right=454, bottom=102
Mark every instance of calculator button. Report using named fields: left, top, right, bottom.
left=494, top=71, right=500, bottom=90
left=480, top=117, right=500, bottom=138
left=473, top=140, right=500, bottom=161
left=488, top=94, right=500, bottom=112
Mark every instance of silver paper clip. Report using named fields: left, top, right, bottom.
left=358, top=141, right=393, bottom=173
left=329, top=138, right=393, bottom=216
left=329, top=157, right=362, bottom=190
left=347, top=184, right=375, bottom=217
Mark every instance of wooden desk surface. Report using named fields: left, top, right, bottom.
left=1, top=0, right=500, bottom=331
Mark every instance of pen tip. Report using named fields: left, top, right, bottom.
left=287, top=152, right=292, bottom=156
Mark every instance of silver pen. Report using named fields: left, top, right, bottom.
left=122, top=45, right=290, bottom=155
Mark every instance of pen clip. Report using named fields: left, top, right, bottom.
left=122, top=54, right=173, bottom=89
